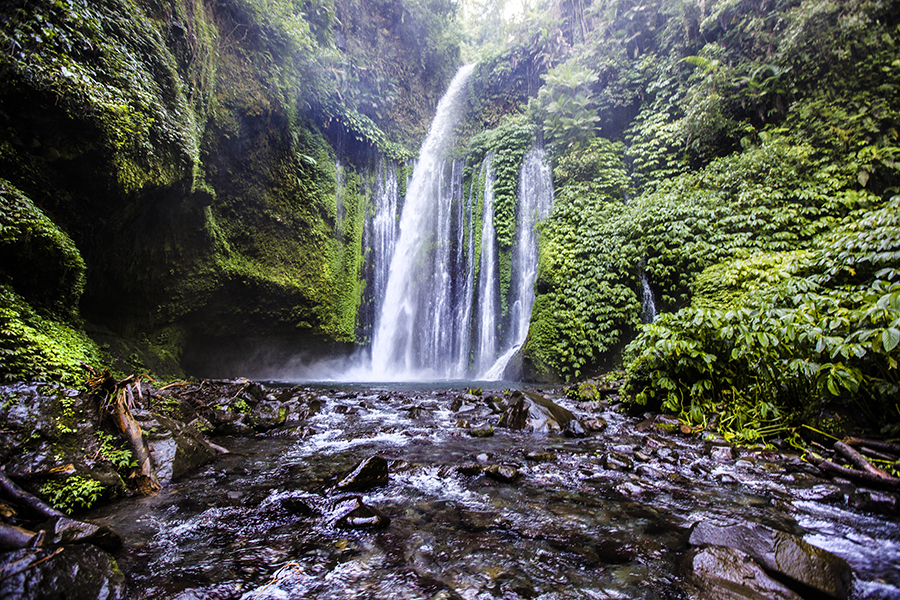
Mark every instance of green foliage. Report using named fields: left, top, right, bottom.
left=0, top=180, right=85, bottom=318
left=40, top=475, right=104, bottom=514
left=623, top=197, right=900, bottom=439
left=0, top=284, right=106, bottom=384
left=97, top=431, right=136, bottom=471
left=535, top=60, right=600, bottom=149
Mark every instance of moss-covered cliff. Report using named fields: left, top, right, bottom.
left=0, top=0, right=459, bottom=380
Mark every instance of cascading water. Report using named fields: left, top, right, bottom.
left=640, top=271, right=657, bottom=323
left=361, top=64, right=554, bottom=381
left=481, top=147, right=554, bottom=380
left=369, top=64, right=474, bottom=379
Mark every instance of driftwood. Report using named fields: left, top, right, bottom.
left=807, top=455, right=900, bottom=492
left=834, top=441, right=893, bottom=478
left=0, top=469, right=64, bottom=520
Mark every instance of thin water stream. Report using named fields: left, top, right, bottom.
left=85, top=384, right=900, bottom=600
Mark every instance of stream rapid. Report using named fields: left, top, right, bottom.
left=86, top=383, right=900, bottom=600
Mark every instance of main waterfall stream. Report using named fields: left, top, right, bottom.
left=357, top=64, right=553, bottom=382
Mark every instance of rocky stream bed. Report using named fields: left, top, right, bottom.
left=1, top=379, right=899, bottom=599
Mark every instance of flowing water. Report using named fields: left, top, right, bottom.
left=86, top=384, right=900, bottom=600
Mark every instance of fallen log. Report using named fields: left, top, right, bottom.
left=0, top=523, right=38, bottom=551
left=844, top=437, right=900, bottom=456
left=807, top=455, right=900, bottom=492
left=110, top=387, right=160, bottom=493
left=834, top=441, right=892, bottom=478
left=0, top=469, right=64, bottom=520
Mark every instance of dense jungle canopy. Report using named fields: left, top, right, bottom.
left=1, top=0, right=899, bottom=440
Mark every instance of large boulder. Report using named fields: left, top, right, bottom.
left=688, top=520, right=852, bottom=600
left=686, top=545, right=804, bottom=600
left=498, top=391, right=574, bottom=433
left=141, top=415, right=218, bottom=485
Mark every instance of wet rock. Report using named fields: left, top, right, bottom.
left=207, top=406, right=253, bottom=435
left=498, top=391, right=574, bottom=433
left=484, top=464, right=521, bottom=483
left=0, top=544, right=128, bottom=599
left=457, top=463, right=483, bottom=476
left=525, top=451, right=556, bottom=462
left=334, top=456, right=389, bottom=492
left=652, top=414, right=682, bottom=433
left=688, top=520, right=852, bottom=600
left=252, top=400, right=288, bottom=430
left=455, top=419, right=470, bottom=429
left=143, top=415, right=218, bottom=485
left=582, top=417, right=607, bottom=432
left=330, top=496, right=390, bottom=530
left=459, top=509, right=500, bottom=531
left=686, top=545, right=803, bottom=600
left=563, top=419, right=587, bottom=438
left=37, top=516, right=123, bottom=551
left=708, top=444, right=736, bottom=462
left=603, top=452, right=634, bottom=471
left=850, top=488, right=900, bottom=516
left=469, top=426, right=494, bottom=438
left=278, top=495, right=317, bottom=516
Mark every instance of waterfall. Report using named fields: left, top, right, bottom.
left=480, top=148, right=554, bottom=380
left=370, top=64, right=474, bottom=379
left=359, top=64, right=554, bottom=381
left=474, top=162, right=498, bottom=375
left=640, top=271, right=657, bottom=323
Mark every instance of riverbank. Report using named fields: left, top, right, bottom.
left=1, top=379, right=899, bottom=599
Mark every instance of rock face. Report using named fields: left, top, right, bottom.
left=498, top=391, right=575, bottom=433
left=38, top=517, right=123, bottom=552
left=688, top=520, right=853, bottom=600
left=334, top=456, right=389, bottom=492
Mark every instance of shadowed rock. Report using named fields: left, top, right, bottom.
left=688, top=520, right=852, bottom=600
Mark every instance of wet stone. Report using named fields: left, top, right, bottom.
left=484, top=464, right=521, bottom=483
left=456, top=463, right=483, bottom=476
left=498, top=391, right=574, bottom=433
left=603, top=452, right=634, bottom=471
left=332, top=497, right=390, bottom=530
left=38, top=516, right=123, bottom=552
left=582, top=417, right=608, bottom=432
left=563, top=419, right=587, bottom=438
left=334, top=456, right=389, bottom=492
left=708, top=444, right=736, bottom=462
left=525, top=451, right=556, bottom=462
left=469, top=426, right=494, bottom=438
left=0, top=544, right=128, bottom=599
left=850, top=488, right=900, bottom=516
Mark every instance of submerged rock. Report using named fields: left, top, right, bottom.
left=334, top=456, right=389, bottom=492
left=469, top=426, right=494, bottom=438
left=688, top=520, right=852, bottom=600
left=498, top=391, right=574, bottom=433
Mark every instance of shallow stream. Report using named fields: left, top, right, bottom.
left=86, top=384, right=900, bottom=599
